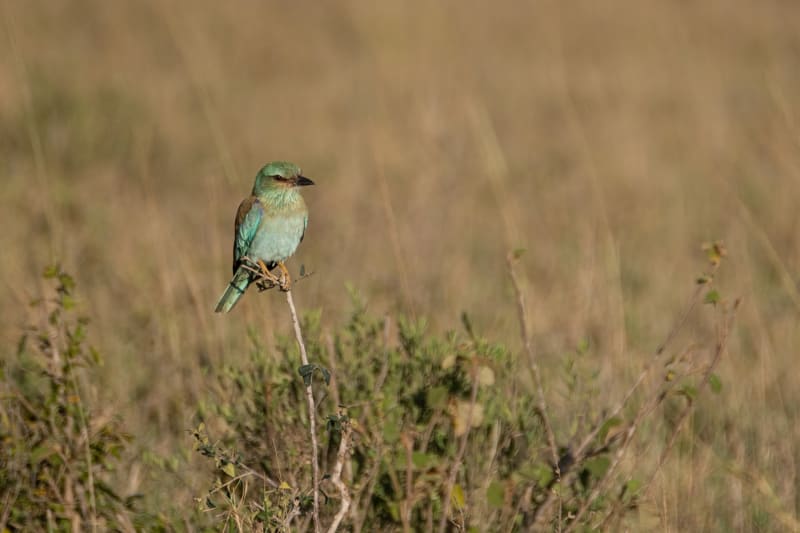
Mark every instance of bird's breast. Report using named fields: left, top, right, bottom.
left=248, top=211, right=306, bottom=263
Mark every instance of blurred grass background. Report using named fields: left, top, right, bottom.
left=1, top=0, right=799, bottom=528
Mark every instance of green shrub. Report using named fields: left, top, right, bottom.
left=193, top=247, right=737, bottom=532
left=0, top=266, right=134, bottom=532
left=0, top=252, right=736, bottom=532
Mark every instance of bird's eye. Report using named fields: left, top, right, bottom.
left=271, top=175, right=287, bottom=181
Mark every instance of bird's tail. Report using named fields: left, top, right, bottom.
left=214, top=267, right=251, bottom=313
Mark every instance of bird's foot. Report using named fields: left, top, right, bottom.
left=277, top=261, right=292, bottom=291
left=256, top=260, right=275, bottom=280
left=255, top=260, right=281, bottom=287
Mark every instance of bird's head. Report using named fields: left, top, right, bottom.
left=252, top=161, right=314, bottom=195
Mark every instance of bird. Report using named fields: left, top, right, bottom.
left=214, top=161, right=314, bottom=313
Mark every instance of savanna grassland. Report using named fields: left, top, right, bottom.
left=1, top=1, right=800, bottom=531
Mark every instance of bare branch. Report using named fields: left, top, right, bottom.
left=285, top=289, right=321, bottom=533
left=326, top=416, right=352, bottom=533
left=532, top=261, right=722, bottom=529
left=640, top=298, right=741, bottom=499
left=506, top=253, right=561, bottom=528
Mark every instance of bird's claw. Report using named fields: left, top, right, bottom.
left=277, top=262, right=292, bottom=292
left=240, top=257, right=295, bottom=292
left=257, top=260, right=281, bottom=284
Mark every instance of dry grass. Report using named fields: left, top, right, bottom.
left=1, top=0, right=799, bottom=530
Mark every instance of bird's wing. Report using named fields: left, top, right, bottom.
left=299, top=213, right=308, bottom=243
left=233, top=196, right=264, bottom=273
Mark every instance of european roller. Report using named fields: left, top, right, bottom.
left=214, top=161, right=314, bottom=313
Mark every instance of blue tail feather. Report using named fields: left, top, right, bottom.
left=215, top=268, right=251, bottom=313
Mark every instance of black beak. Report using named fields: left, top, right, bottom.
left=296, top=175, right=314, bottom=186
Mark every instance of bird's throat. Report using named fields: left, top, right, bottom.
left=260, top=188, right=303, bottom=210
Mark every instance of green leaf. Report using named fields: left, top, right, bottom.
left=427, top=386, right=448, bottom=409
left=221, top=462, right=236, bottom=478
left=460, top=312, right=475, bottom=338
left=709, top=373, right=722, bottom=394
left=585, top=455, right=611, bottom=479
left=298, top=364, right=315, bottom=386
left=451, top=483, right=466, bottom=509
left=696, top=274, right=712, bottom=285
left=326, top=415, right=341, bottom=432
left=90, top=347, right=103, bottom=365
left=62, top=294, right=76, bottom=310
left=383, top=416, right=400, bottom=444
left=487, top=481, right=505, bottom=509
left=412, top=451, right=436, bottom=469
left=530, top=462, right=554, bottom=488
left=577, top=338, right=590, bottom=354
left=392, top=451, right=407, bottom=470
left=43, top=264, right=60, bottom=278
left=387, top=501, right=400, bottom=522
left=30, top=444, right=56, bottom=464
left=320, top=367, right=331, bottom=386
left=598, top=416, right=622, bottom=444
left=622, top=478, right=642, bottom=502
left=679, top=384, right=698, bottom=401
left=704, top=289, right=720, bottom=305
left=59, top=272, right=75, bottom=291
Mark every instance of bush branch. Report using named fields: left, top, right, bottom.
left=506, top=253, right=561, bottom=519
left=438, top=365, right=480, bottom=533
left=640, top=298, right=740, bottom=498
left=532, top=254, right=723, bottom=529
left=326, top=415, right=352, bottom=533
left=285, top=289, right=321, bottom=533
left=591, top=297, right=740, bottom=530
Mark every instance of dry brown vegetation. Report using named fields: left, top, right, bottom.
left=1, top=1, right=800, bottom=530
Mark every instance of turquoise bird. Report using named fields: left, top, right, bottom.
left=215, top=161, right=314, bottom=313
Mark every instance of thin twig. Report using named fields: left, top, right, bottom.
left=67, top=372, right=97, bottom=533
left=351, top=317, right=393, bottom=533
left=326, top=416, right=352, bottom=533
left=401, top=432, right=414, bottom=533
left=373, top=316, right=392, bottom=395
left=478, top=421, right=502, bottom=525
left=563, top=349, right=695, bottom=529
left=563, top=385, right=662, bottom=531
left=580, top=299, right=739, bottom=532
left=0, top=467, right=21, bottom=530
left=325, top=333, right=342, bottom=411
left=282, top=498, right=301, bottom=531
left=352, top=440, right=383, bottom=533
left=639, top=298, right=741, bottom=499
left=507, top=254, right=561, bottom=520
left=285, top=289, right=321, bottom=533
left=438, top=366, right=480, bottom=533
left=531, top=262, right=721, bottom=529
